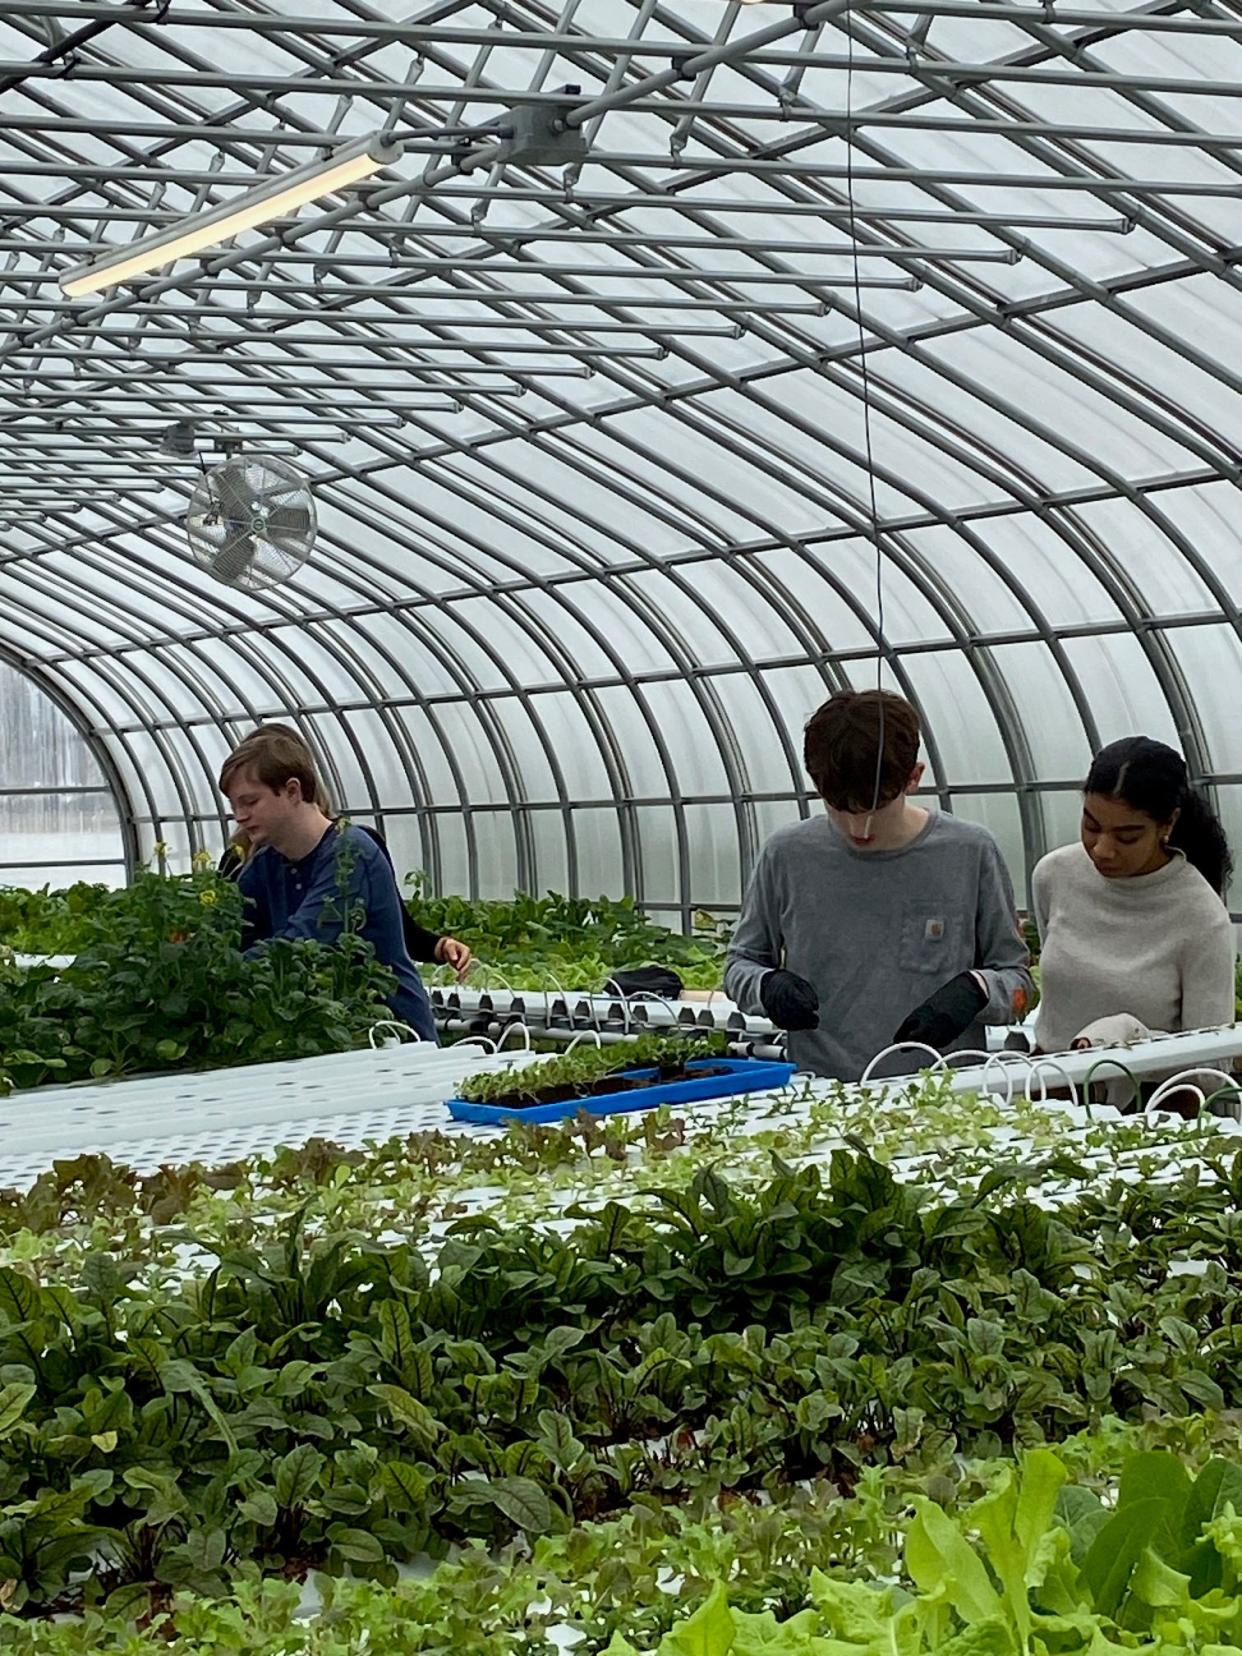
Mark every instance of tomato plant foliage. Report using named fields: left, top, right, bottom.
left=0, top=868, right=395, bottom=1089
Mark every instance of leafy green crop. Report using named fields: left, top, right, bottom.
left=457, top=1033, right=730, bottom=1106
left=0, top=867, right=396, bottom=1091
left=405, top=877, right=731, bottom=991
left=5, top=1432, right=1242, bottom=1651
left=0, top=1153, right=1238, bottom=1616
left=0, top=873, right=733, bottom=999
left=592, top=1448, right=1242, bottom=1653
left=0, top=882, right=112, bottom=957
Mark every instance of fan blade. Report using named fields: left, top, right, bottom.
left=210, top=464, right=259, bottom=529
left=212, top=534, right=257, bottom=583
left=266, top=504, right=311, bottom=537
left=251, top=476, right=305, bottom=503
left=260, top=533, right=312, bottom=567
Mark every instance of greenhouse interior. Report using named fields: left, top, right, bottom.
left=3, top=0, right=1242, bottom=1648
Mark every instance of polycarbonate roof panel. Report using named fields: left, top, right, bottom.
left=2, top=0, right=1242, bottom=912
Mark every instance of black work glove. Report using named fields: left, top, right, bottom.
left=893, top=971, right=987, bottom=1049
left=760, top=969, right=820, bottom=1031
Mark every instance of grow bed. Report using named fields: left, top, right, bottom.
left=445, top=1055, right=796, bottom=1124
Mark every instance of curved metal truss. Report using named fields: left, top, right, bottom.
left=2, top=0, right=1242, bottom=919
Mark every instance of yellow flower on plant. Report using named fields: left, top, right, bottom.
left=199, top=888, right=218, bottom=907
left=152, top=841, right=169, bottom=859
left=192, top=849, right=213, bottom=871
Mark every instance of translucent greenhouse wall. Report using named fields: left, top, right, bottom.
left=3, top=0, right=1242, bottom=923
left=0, top=663, right=126, bottom=889
left=13, top=576, right=1242, bottom=926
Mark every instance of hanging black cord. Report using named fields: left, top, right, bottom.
left=844, top=5, right=889, bottom=822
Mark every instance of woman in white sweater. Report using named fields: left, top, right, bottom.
left=1032, top=736, right=1235, bottom=1056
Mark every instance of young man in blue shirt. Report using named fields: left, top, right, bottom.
left=218, top=725, right=438, bottom=1042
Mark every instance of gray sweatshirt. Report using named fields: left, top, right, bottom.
left=725, top=811, right=1034, bottom=1080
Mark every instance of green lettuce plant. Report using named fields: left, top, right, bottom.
left=456, top=1033, right=730, bottom=1107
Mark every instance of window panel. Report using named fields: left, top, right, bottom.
left=529, top=694, right=614, bottom=801
left=948, top=794, right=1028, bottom=909
left=985, top=645, right=1093, bottom=784
left=633, top=806, right=680, bottom=908
left=431, top=816, right=473, bottom=899
left=531, top=812, right=571, bottom=897
left=638, top=682, right=732, bottom=795
left=682, top=804, right=743, bottom=906
left=900, top=654, right=1010, bottom=786
left=925, top=330, right=1200, bottom=478
left=761, top=667, right=837, bottom=768
left=0, top=665, right=125, bottom=887
left=593, top=689, right=673, bottom=798
left=569, top=808, right=625, bottom=896
left=391, top=708, right=467, bottom=809
left=1165, top=626, right=1242, bottom=776
left=470, top=812, right=520, bottom=898
left=1059, top=635, right=1181, bottom=748
left=1069, top=499, right=1220, bottom=618
left=1041, top=789, right=1089, bottom=872
left=706, top=674, right=799, bottom=795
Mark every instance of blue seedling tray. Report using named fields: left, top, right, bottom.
left=446, top=1055, right=797, bottom=1125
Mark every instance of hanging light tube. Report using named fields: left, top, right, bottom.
left=58, top=134, right=403, bottom=300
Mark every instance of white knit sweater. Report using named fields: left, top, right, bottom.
left=1031, top=842, right=1236, bottom=1054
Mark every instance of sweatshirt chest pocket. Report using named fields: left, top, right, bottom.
left=899, top=905, right=963, bottom=974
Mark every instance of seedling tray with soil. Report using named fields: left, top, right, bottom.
left=445, top=1055, right=797, bottom=1124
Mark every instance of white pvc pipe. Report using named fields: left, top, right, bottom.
left=565, top=1029, right=602, bottom=1053
left=1144, top=1067, right=1238, bottom=1115
left=494, top=1020, right=532, bottom=1053
left=939, top=1023, right=1242, bottom=1099
left=368, top=1019, right=422, bottom=1049
left=952, top=1049, right=1028, bottom=1106
left=858, top=1041, right=946, bottom=1085
left=1020, top=1057, right=1079, bottom=1109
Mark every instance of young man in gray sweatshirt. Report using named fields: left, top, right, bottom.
left=725, top=690, right=1034, bottom=1081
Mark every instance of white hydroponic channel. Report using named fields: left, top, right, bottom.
left=0, top=1022, right=1239, bottom=1202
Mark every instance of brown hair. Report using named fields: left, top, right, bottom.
left=803, top=690, right=921, bottom=811
left=218, top=723, right=321, bottom=804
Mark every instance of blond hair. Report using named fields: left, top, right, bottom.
left=218, top=723, right=322, bottom=804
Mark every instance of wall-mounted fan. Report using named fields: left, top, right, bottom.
left=186, top=452, right=316, bottom=591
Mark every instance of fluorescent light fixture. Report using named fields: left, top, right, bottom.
left=59, top=134, right=402, bottom=300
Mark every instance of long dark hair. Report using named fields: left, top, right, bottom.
left=1085, top=736, right=1233, bottom=897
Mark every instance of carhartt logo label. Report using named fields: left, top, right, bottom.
left=925, top=918, right=945, bottom=940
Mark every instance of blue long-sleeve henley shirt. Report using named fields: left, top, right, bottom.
left=238, top=822, right=438, bottom=1043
